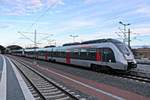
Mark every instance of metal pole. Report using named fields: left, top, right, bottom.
left=128, top=28, right=131, bottom=47
left=34, top=30, right=37, bottom=47
left=123, top=25, right=126, bottom=43
left=119, top=21, right=130, bottom=44
left=34, top=29, right=36, bottom=56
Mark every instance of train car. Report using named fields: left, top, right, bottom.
left=11, top=49, right=24, bottom=56
left=12, top=39, right=137, bottom=71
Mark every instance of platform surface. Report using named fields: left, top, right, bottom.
left=0, top=55, right=34, bottom=100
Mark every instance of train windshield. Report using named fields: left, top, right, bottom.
left=115, top=43, right=130, bottom=55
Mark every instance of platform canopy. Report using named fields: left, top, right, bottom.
left=7, top=45, right=23, bottom=50
left=0, top=45, right=6, bottom=53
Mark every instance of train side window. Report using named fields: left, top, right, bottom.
left=78, top=49, right=81, bottom=57
left=53, top=51, right=57, bottom=57
left=80, top=48, right=88, bottom=59
left=74, top=48, right=79, bottom=59
left=69, top=48, right=80, bottom=59
left=40, top=51, right=45, bottom=56
left=69, top=49, right=73, bottom=58
left=57, top=52, right=60, bottom=57
left=49, top=51, right=52, bottom=57
left=87, top=48, right=96, bottom=60
left=61, top=49, right=66, bottom=58
left=58, top=49, right=62, bottom=57
left=102, top=48, right=116, bottom=62
left=57, top=49, right=61, bottom=57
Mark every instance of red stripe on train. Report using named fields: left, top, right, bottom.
left=66, top=52, right=70, bottom=64
left=96, top=50, right=102, bottom=61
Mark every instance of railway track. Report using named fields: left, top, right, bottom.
left=11, top=59, right=83, bottom=100
left=119, top=74, right=150, bottom=83
left=103, top=71, right=150, bottom=84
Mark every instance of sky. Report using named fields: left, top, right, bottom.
left=0, top=0, right=150, bottom=48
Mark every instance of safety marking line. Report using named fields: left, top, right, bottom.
left=0, top=55, right=7, bottom=100
left=7, top=57, right=35, bottom=100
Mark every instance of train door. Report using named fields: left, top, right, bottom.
left=66, top=50, right=70, bottom=64
left=96, top=49, right=102, bottom=61
left=36, top=51, right=38, bottom=59
left=51, top=48, right=53, bottom=60
left=45, top=52, right=48, bottom=60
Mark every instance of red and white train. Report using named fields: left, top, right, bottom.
left=11, top=39, right=137, bottom=71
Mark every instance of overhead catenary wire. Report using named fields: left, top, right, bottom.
left=17, top=0, right=59, bottom=42
left=16, top=1, right=60, bottom=49
left=25, top=1, right=59, bottom=31
left=18, top=31, right=34, bottom=43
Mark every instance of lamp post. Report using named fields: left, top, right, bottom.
left=70, top=35, right=78, bottom=43
left=48, top=39, right=55, bottom=45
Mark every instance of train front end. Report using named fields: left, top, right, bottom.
left=123, top=46, right=137, bottom=70
left=114, top=42, right=137, bottom=70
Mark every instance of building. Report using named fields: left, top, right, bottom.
left=132, top=48, right=150, bottom=59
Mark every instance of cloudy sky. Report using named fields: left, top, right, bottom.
left=0, top=0, right=150, bottom=47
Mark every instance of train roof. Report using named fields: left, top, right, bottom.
left=62, top=39, right=122, bottom=47
left=63, top=42, right=80, bottom=46
left=81, top=38, right=122, bottom=44
left=39, top=39, right=123, bottom=50
left=13, top=39, right=123, bottom=52
left=44, top=45, right=56, bottom=48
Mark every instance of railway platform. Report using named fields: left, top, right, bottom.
left=0, top=55, right=34, bottom=100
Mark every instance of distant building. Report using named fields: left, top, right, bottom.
left=132, top=48, right=150, bottom=59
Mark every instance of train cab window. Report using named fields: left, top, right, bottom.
left=102, top=48, right=115, bottom=62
